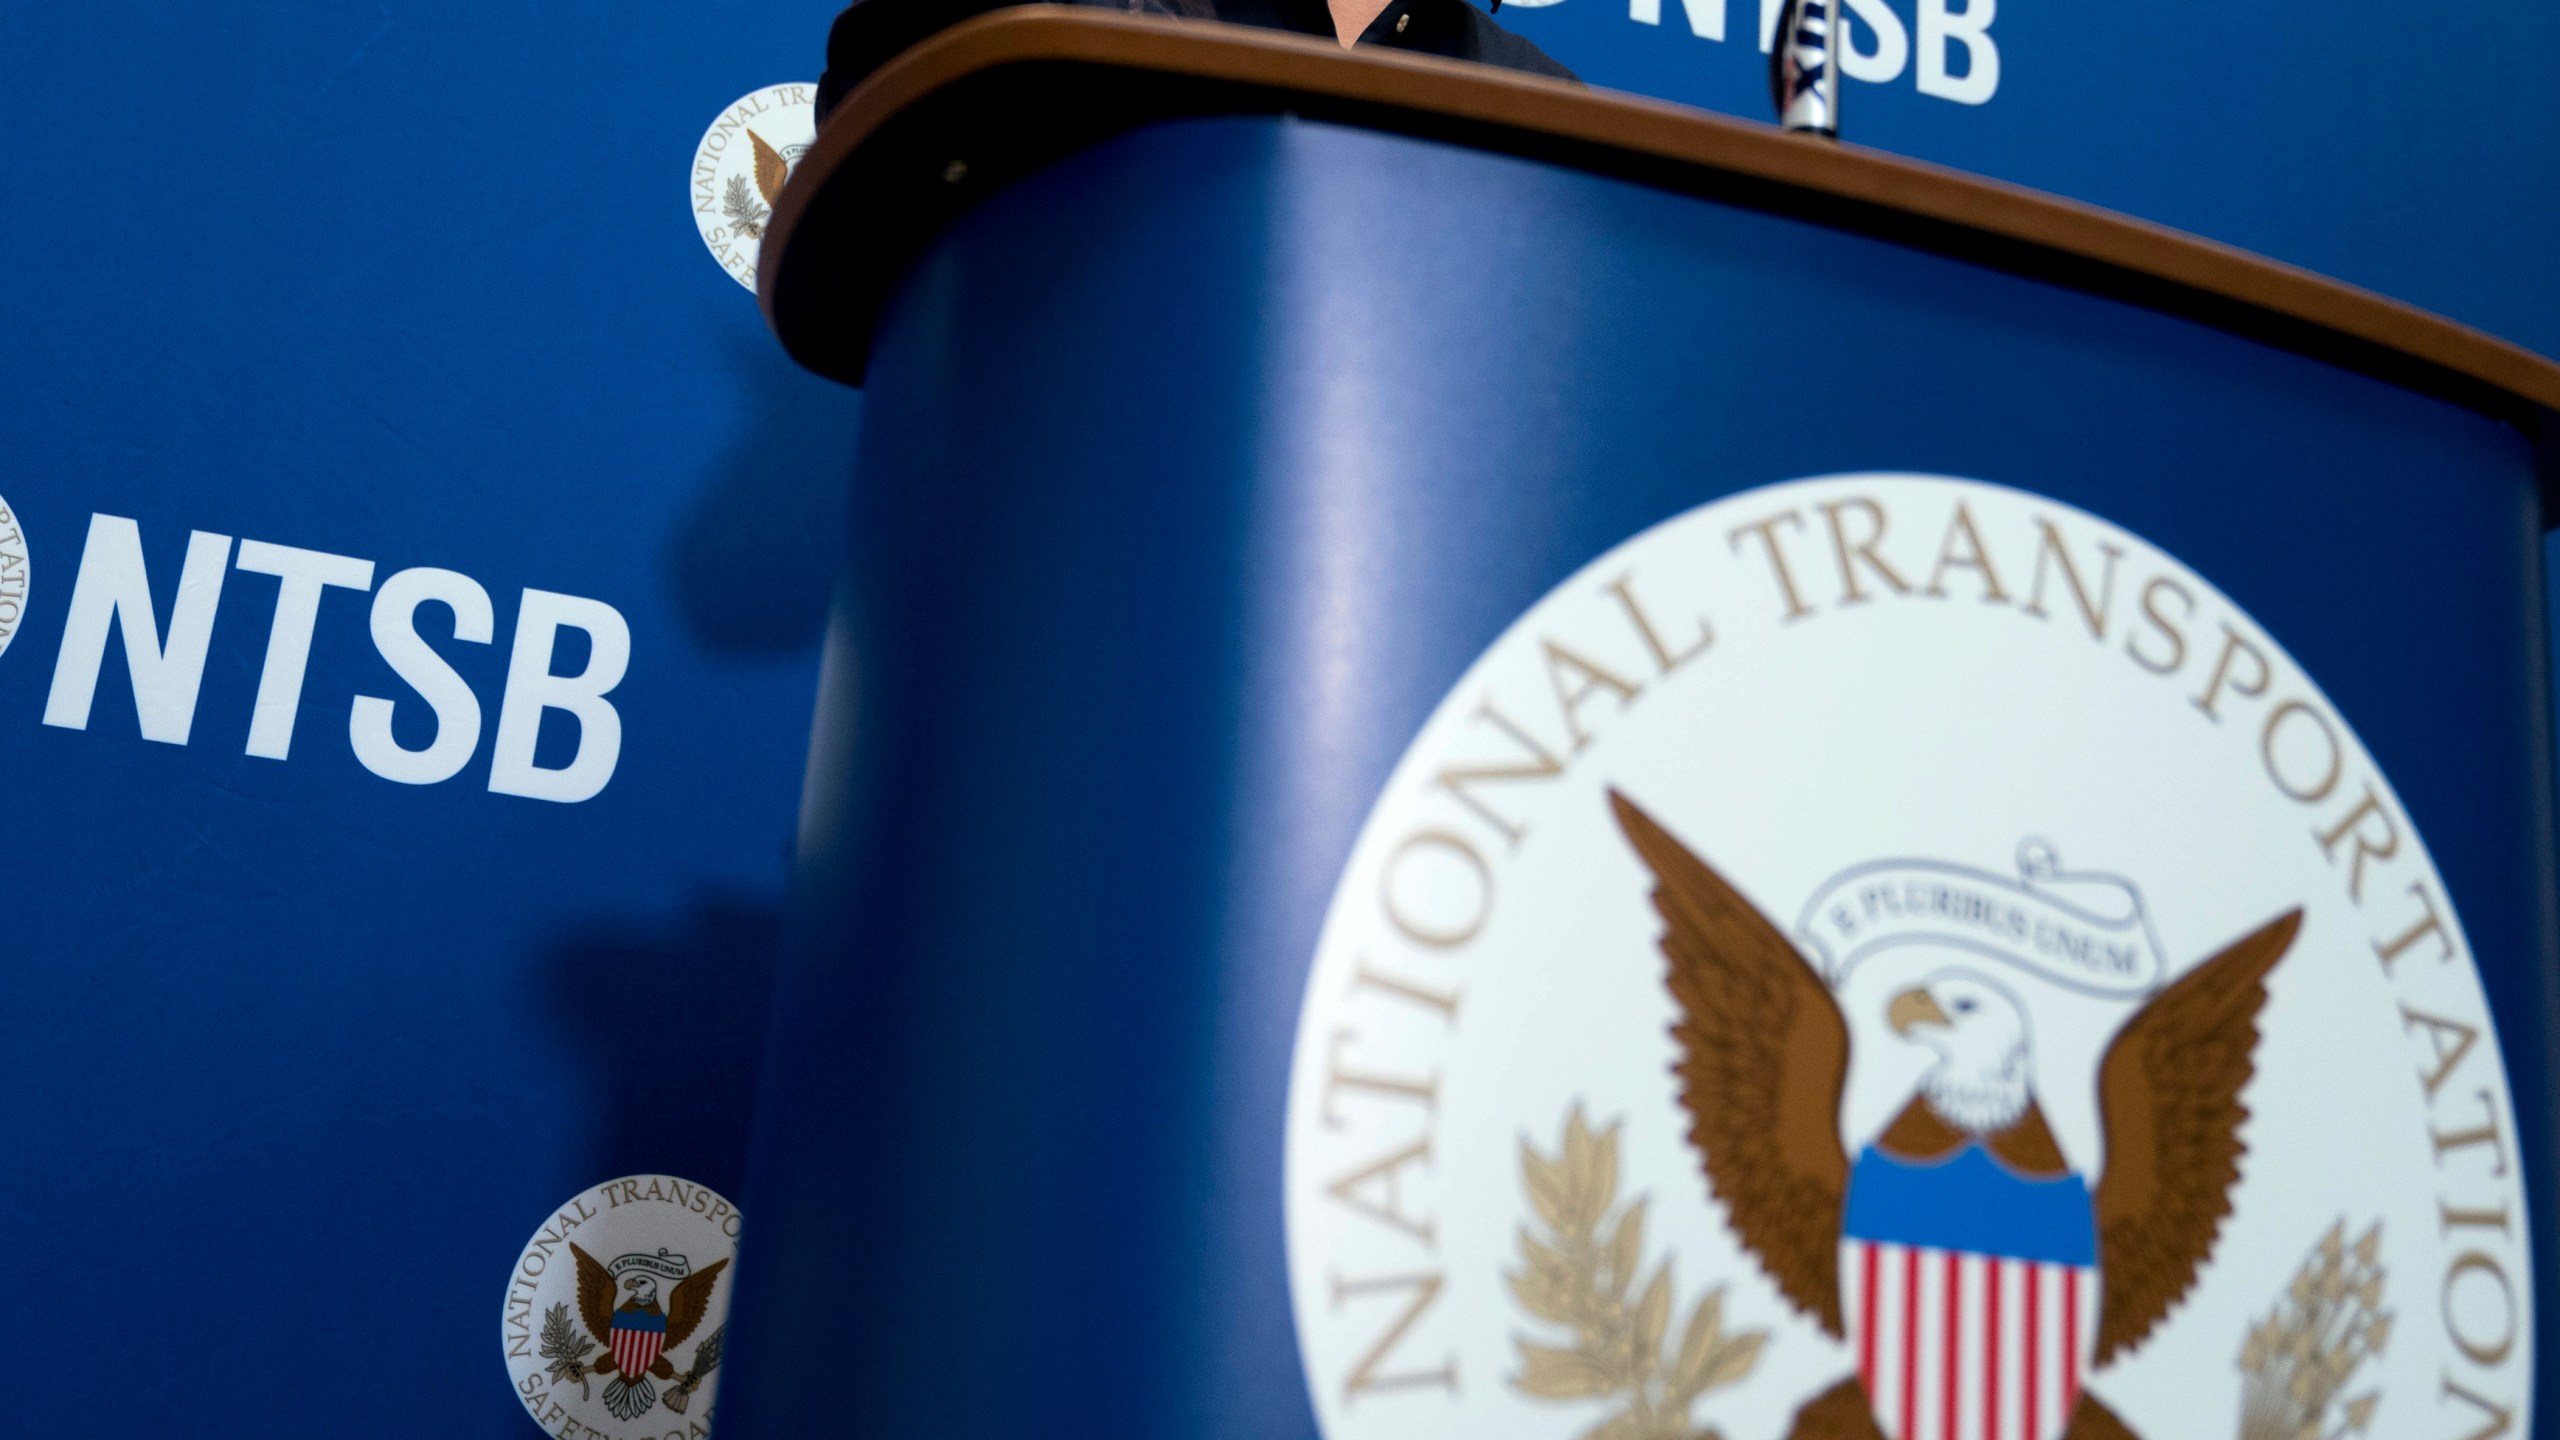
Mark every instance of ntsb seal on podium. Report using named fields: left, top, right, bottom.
left=503, top=1176, right=740, bottom=1438
left=1284, top=475, right=2530, bottom=1440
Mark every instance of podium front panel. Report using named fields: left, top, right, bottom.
left=732, top=111, right=2550, bottom=1440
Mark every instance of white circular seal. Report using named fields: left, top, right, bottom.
left=1284, top=475, right=2532, bottom=1440
left=690, top=84, right=817, bottom=292
left=0, top=490, right=28, bottom=660
left=504, top=1175, right=742, bottom=1437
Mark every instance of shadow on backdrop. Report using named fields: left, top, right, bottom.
left=543, top=895, right=787, bottom=1197
left=670, top=320, right=864, bottom=656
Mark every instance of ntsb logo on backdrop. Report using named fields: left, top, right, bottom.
left=1285, top=475, right=2527, bottom=1440
left=1507, top=0, right=1999, bottom=106
left=31, top=512, right=631, bottom=803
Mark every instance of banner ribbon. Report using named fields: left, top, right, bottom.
left=1793, top=840, right=2165, bottom=998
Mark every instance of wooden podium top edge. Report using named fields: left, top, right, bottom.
left=762, top=6, right=2560, bottom=418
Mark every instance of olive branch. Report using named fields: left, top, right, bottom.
left=2237, top=1219, right=2389, bottom=1440
left=539, top=1302, right=598, bottom=1400
left=662, top=1324, right=725, bottom=1415
left=1508, top=1105, right=1768, bottom=1440
left=722, top=175, right=769, bottom=239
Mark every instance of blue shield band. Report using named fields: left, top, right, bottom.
left=1843, top=1145, right=2098, bottom=1267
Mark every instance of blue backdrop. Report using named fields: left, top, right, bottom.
left=1, top=2, right=849, bottom=1433
left=1498, top=0, right=2560, bottom=361
left=0, top=0, right=2551, bottom=1436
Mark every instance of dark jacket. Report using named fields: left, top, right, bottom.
left=817, top=0, right=1574, bottom=119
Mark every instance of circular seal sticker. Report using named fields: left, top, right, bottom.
left=690, top=84, right=817, bottom=292
left=0, top=490, right=27, bottom=659
left=504, top=1175, right=741, bottom=1437
left=1284, top=475, right=2532, bottom=1440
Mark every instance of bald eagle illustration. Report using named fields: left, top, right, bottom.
left=569, top=1243, right=730, bottom=1422
left=1609, top=791, right=2300, bottom=1440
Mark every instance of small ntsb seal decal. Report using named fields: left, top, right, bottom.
left=690, top=85, right=816, bottom=292
left=1284, top=475, right=2530, bottom=1440
left=0, top=491, right=27, bottom=660
left=504, top=1175, right=741, bottom=1437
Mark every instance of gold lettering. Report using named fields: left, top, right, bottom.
left=2191, top=624, right=2271, bottom=720
left=1331, top=1271, right=1456, bottom=1401
left=1542, top=640, right=1643, bottom=753
left=2375, top=880, right=2457, bottom=972
left=1324, top=1137, right=1436, bottom=1243
left=2442, top=1202, right=2512, bottom=1237
left=1923, top=502, right=2010, bottom=603
left=2443, top=1250, right=2517, bottom=1367
left=2402, top=1004, right=2482, bottom=1100
left=2316, top=786, right=2400, bottom=902
left=1726, top=509, right=1813, bottom=621
left=1323, top=1027, right=1438, bottom=1126
left=2260, top=698, right=2344, bottom=804
left=1432, top=701, right=1565, bottom=848
left=2431, top=1088, right=2512, bottom=1178
left=1351, top=956, right=1461, bottom=1024
left=2442, top=1374, right=2515, bottom=1440
left=1380, top=829, right=1493, bottom=949
left=1602, top=572, right=1712, bottom=674
left=2126, top=574, right=2193, bottom=675
left=2021, top=518, right=2123, bottom=638
left=1819, top=497, right=1911, bottom=605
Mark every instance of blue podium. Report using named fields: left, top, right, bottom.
left=733, top=13, right=2560, bottom=1440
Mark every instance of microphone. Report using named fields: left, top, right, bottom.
left=1769, top=0, right=1841, bottom=137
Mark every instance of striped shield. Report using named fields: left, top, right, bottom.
left=1842, top=1238, right=2099, bottom=1440
left=610, top=1307, right=668, bottom=1380
left=1839, top=1145, right=2098, bottom=1440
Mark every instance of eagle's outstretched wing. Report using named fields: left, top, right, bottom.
left=2091, top=908, right=2301, bottom=1364
left=750, top=131, right=790, bottom=206
left=569, top=1242, right=618, bottom=1357
left=1611, top=790, right=1853, bottom=1337
left=663, top=1258, right=732, bottom=1348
